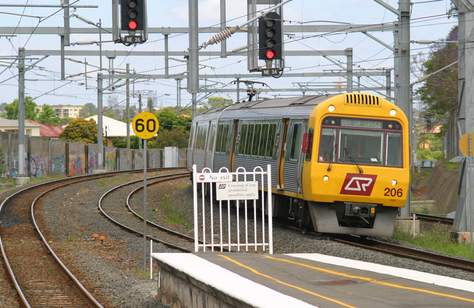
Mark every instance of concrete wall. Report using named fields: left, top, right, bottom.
left=0, top=132, right=184, bottom=178
left=68, top=142, right=86, bottom=176
left=29, top=137, right=49, bottom=177
left=50, top=139, right=66, bottom=175
left=88, top=144, right=101, bottom=174
left=104, top=147, right=117, bottom=171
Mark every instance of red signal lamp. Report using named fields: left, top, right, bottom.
left=265, top=49, right=276, bottom=60
left=128, top=20, right=138, bottom=30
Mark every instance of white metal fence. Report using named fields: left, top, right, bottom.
left=193, top=165, right=273, bottom=254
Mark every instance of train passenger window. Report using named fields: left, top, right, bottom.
left=216, top=124, right=230, bottom=153
left=339, top=129, right=383, bottom=165
left=259, top=125, right=269, bottom=156
left=246, top=124, right=255, bottom=155
left=238, top=124, right=248, bottom=154
left=195, top=124, right=208, bottom=150
left=386, top=132, right=402, bottom=167
left=266, top=124, right=277, bottom=157
left=319, top=128, right=336, bottom=162
left=253, top=125, right=262, bottom=155
left=289, top=123, right=302, bottom=161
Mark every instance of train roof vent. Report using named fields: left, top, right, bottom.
left=345, top=94, right=381, bottom=107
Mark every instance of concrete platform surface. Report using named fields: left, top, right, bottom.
left=152, top=252, right=474, bottom=308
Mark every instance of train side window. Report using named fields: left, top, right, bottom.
left=260, top=124, right=269, bottom=156
left=216, top=124, right=229, bottom=153
left=246, top=124, right=255, bottom=155
left=266, top=123, right=277, bottom=157
left=319, top=128, right=336, bottom=162
left=386, top=132, right=402, bottom=167
left=253, top=124, right=262, bottom=155
left=289, top=123, right=302, bottom=161
left=238, top=124, right=247, bottom=154
left=305, top=128, right=314, bottom=161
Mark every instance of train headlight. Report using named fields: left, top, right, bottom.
left=328, top=105, right=336, bottom=112
left=323, top=175, right=329, bottom=182
left=389, top=109, right=397, bottom=117
left=391, top=179, right=397, bottom=186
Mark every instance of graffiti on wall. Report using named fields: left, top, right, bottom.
left=69, top=155, right=83, bottom=176
left=30, top=155, right=48, bottom=177
left=105, top=149, right=116, bottom=171
left=51, top=155, right=65, bottom=175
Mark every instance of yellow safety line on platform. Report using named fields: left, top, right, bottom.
left=218, top=254, right=355, bottom=308
left=265, top=256, right=474, bottom=304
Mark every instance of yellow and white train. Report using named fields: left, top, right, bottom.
left=188, top=93, right=409, bottom=237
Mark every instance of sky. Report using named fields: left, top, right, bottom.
left=0, top=0, right=457, bottom=110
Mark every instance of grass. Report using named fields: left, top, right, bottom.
left=158, top=193, right=192, bottom=231
left=394, top=225, right=474, bottom=261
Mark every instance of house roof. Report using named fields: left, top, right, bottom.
left=85, top=115, right=135, bottom=137
left=29, top=121, right=64, bottom=138
left=0, top=118, right=41, bottom=128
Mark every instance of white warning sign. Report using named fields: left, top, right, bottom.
left=216, top=181, right=259, bottom=201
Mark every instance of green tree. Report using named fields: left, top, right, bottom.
left=37, top=104, right=61, bottom=125
left=60, top=119, right=98, bottom=144
left=417, top=26, right=458, bottom=157
left=79, top=103, right=97, bottom=118
left=4, top=96, right=38, bottom=120
left=156, top=107, right=191, bottom=131
left=149, top=128, right=189, bottom=148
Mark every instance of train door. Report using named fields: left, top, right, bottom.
left=284, top=120, right=305, bottom=193
left=229, top=119, right=239, bottom=171
left=277, top=118, right=290, bottom=189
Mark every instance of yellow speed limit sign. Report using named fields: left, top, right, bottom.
left=132, top=112, right=160, bottom=140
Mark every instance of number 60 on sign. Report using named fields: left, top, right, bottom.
left=132, top=112, right=160, bottom=140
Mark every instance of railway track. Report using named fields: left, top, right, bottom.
left=332, top=235, right=474, bottom=273
left=0, top=169, right=169, bottom=307
left=98, top=170, right=193, bottom=253
left=414, top=213, right=454, bottom=225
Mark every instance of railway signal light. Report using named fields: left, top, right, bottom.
left=121, top=0, right=145, bottom=31
left=258, top=12, right=282, bottom=61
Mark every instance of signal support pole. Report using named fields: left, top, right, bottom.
left=126, top=63, right=131, bottom=149
left=16, top=47, right=29, bottom=184
left=188, top=0, right=199, bottom=119
left=97, top=73, right=104, bottom=170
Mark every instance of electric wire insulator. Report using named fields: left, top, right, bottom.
left=201, top=27, right=238, bottom=49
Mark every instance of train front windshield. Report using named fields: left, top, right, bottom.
left=319, top=117, right=403, bottom=167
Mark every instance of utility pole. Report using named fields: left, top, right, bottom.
left=126, top=63, right=131, bottom=149
left=147, top=96, right=153, bottom=112
left=345, top=48, right=353, bottom=92
left=395, top=0, right=411, bottom=218
left=97, top=73, right=104, bottom=170
left=17, top=47, right=27, bottom=183
left=453, top=1, right=474, bottom=239
left=236, top=77, right=240, bottom=103
left=176, top=79, right=182, bottom=108
left=138, top=93, right=142, bottom=150
left=188, top=0, right=199, bottom=119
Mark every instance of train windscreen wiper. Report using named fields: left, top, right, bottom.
left=344, top=148, right=364, bottom=174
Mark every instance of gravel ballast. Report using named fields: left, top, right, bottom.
left=37, top=172, right=172, bottom=307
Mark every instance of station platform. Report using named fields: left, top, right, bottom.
left=151, top=252, right=474, bottom=308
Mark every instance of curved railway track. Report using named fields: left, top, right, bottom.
left=97, top=171, right=193, bottom=253
left=0, top=172, right=133, bottom=307
left=0, top=169, right=168, bottom=307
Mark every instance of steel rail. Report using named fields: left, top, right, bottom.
left=97, top=172, right=192, bottom=252
left=31, top=182, right=104, bottom=307
left=332, top=235, right=474, bottom=272
left=414, top=213, right=454, bottom=225
left=0, top=168, right=165, bottom=307
left=126, top=180, right=195, bottom=242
